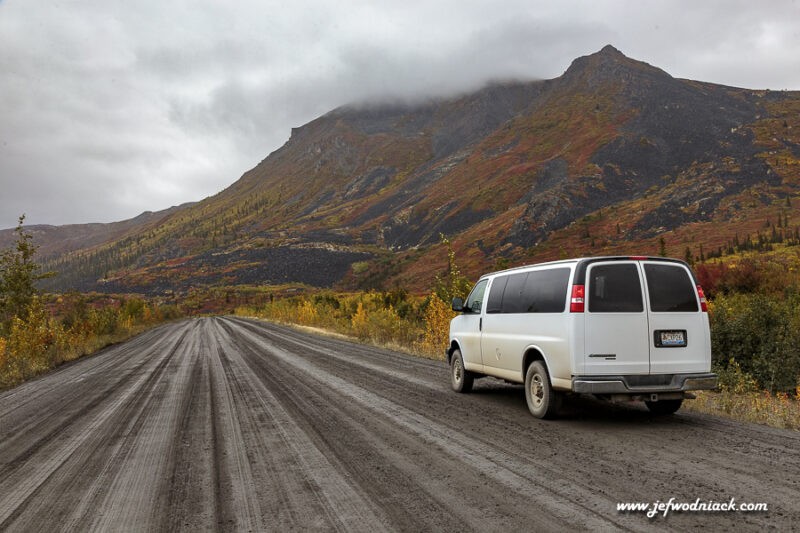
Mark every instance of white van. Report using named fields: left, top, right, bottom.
left=447, top=256, right=718, bottom=419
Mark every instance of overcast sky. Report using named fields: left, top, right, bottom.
left=1, top=0, right=799, bottom=229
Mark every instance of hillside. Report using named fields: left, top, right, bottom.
left=34, top=45, right=800, bottom=295
left=0, top=204, right=193, bottom=259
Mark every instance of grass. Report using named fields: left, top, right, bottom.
left=685, top=389, right=800, bottom=431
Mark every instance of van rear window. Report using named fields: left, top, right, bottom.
left=487, top=268, right=570, bottom=313
left=644, top=263, right=699, bottom=312
left=588, top=264, right=644, bottom=313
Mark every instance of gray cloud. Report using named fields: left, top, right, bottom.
left=1, top=0, right=799, bottom=229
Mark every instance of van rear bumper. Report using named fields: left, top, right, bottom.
left=572, top=373, right=718, bottom=394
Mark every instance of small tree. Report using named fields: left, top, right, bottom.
left=658, top=236, right=667, bottom=257
left=433, top=234, right=472, bottom=304
left=0, top=215, right=51, bottom=334
left=419, top=294, right=455, bottom=357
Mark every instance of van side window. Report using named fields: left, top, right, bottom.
left=521, top=268, right=570, bottom=313
left=588, top=264, right=643, bottom=313
left=644, top=264, right=699, bottom=312
left=486, top=275, right=508, bottom=313
left=464, top=279, right=488, bottom=313
left=501, top=272, right=528, bottom=313
left=488, top=268, right=571, bottom=314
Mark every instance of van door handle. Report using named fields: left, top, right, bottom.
left=480, top=317, right=482, bottom=331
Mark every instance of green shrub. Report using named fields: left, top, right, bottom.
left=710, top=292, right=800, bottom=392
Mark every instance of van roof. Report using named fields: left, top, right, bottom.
left=480, top=256, right=691, bottom=281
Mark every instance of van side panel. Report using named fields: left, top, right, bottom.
left=479, top=265, right=574, bottom=384
left=481, top=313, right=571, bottom=383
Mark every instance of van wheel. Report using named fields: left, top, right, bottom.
left=450, top=349, right=474, bottom=393
left=645, top=399, right=683, bottom=415
left=525, top=361, right=561, bottom=419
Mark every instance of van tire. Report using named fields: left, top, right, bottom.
left=645, top=399, right=683, bottom=415
left=450, top=349, right=474, bottom=393
left=525, top=361, right=561, bottom=419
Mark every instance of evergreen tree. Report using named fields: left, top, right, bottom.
left=0, top=215, right=51, bottom=334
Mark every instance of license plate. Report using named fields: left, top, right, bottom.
left=655, top=330, right=687, bottom=347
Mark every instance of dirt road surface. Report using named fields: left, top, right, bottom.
left=1, top=317, right=798, bottom=531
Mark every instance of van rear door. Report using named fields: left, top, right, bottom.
left=642, top=261, right=709, bottom=374
left=582, top=258, right=710, bottom=376
left=583, top=261, right=650, bottom=375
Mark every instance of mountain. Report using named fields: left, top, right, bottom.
left=32, top=45, right=800, bottom=294
left=0, top=204, right=193, bottom=259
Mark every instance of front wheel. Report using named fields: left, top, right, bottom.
left=525, top=361, right=561, bottom=419
left=450, top=349, right=474, bottom=393
left=645, top=399, right=683, bottom=415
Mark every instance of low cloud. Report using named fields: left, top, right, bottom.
left=1, top=0, right=798, bottom=228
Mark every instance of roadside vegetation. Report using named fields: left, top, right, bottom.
left=236, top=289, right=450, bottom=357
left=684, top=254, right=800, bottom=429
left=687, top=359, right=800, bottom=430
left=235, top=238, right=469, bottom=358
left=0, top=216, right=181, bottom=389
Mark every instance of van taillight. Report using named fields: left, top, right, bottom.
left=697, top=285, right=708, bottom=312
left=570, top=285, right=585, bottom=313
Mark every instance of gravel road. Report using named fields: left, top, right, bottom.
left=1, top=317, right=798, bottom=531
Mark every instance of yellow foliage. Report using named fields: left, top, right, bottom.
left=297, top=300, right=319, bottom=325
left=1, top=295, right=179, bottom=390
left=1, top=300, right=58, bottom=386
left=418, top=294, right=455, bottom=359
left=362, top=305, right=402, bottom=344
left=350, top=301, right=369, bottom=340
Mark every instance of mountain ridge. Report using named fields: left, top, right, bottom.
left=0, top=204, right=195, bottom=259
left=18, top=45, right=800, bottom=294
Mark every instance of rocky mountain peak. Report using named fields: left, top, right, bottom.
left=560, top=44, right=672, bottom=89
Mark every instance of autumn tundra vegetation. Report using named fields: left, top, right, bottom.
left=0, top=216, right=180, bottom=389
left=1, top=221, right=799, bottom=429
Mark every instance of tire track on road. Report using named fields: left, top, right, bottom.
left=226, top=317, right=799, bottom=532
left=223, top=317, right=645, bottom=532
left=0, top=321, right=194, bottom=531
left=211, top=318, right=392, bottom=531
left=1, top=317, right=798, bottom=531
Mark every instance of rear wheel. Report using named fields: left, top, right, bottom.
left=450, top=349, right=474, bottom=393
left=525, top=361, right=561, bottom=419
left=645, top=399, right=683, bottom=415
